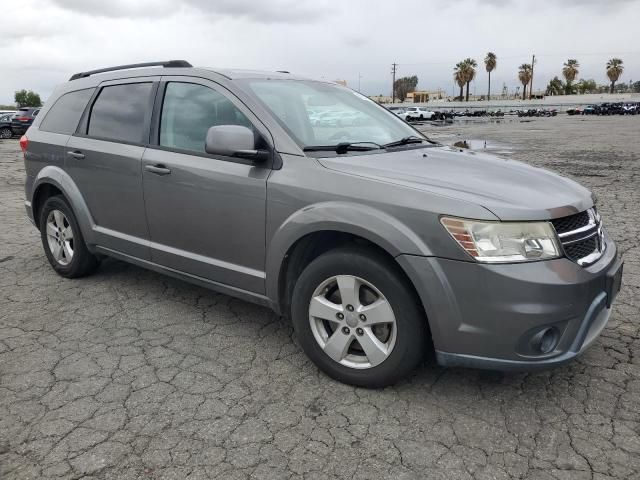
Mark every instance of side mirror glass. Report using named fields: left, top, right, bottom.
left=205, top=125, right=268, bottom=162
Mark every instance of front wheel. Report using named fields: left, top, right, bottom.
left=0, top=127, right=12, bottom=139
left=291, top=247, right=428, bottom=387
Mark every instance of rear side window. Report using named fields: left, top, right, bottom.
left=88, top=83, right=153, bottom=144
left=159, top=82, right=252, bottom=154
left=39, top=89, right=94, bottom=134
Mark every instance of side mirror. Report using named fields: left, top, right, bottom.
left=205, top=125, right=269, bottom=162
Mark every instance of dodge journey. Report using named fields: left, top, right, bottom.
left=22, top=60, right=623, bottom=387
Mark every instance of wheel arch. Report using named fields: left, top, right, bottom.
left=265, top=202, right=433, bottom=319
left=31, top=166, right=95, bottom=244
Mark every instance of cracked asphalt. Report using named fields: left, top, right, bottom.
left=1, top=115, right=639, bottom=479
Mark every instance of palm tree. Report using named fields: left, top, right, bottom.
left=484, top=52, right=497, bottom=100
left=545, top=76, right=564, bottom=96
left=562, top=59, right=580, bottom=95
left=606, top=58, right=624, bottom=94
left=462, top=58, right=477, bottom=101
left=518, top=64, right=533, bottom=100
left=453, top=62, right=466, bottom=100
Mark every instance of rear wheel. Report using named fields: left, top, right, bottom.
left=291, top=247, right=428, bottom=387
left=39, top=196, right=99, bottom=278
left=0, top=127, right=12, bottom=139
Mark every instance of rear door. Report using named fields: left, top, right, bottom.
left=66, top=78, right=158, bottom=259
left=26, top=88, right=96, bottom=196
left=141, top=77, right=273, bottom=293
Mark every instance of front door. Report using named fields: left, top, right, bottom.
left=141, top=78, right=271, bottom=294
left=66, top=79, right=157, bottom=259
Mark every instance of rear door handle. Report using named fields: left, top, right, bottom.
left=145, top=164, right=171, bottom=175
left=67, top=150, right=85, bottom=159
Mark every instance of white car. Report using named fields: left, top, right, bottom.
left=390, top=108, right=412, bottom=121
left=405, top=107, right=436, bottom=121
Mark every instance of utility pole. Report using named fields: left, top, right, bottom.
left=391, top=63, right=397, bottom=103
left=529, top=54, right=535, bottom=100
left=358, top=73, right=362, bottom=93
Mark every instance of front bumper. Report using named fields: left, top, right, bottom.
left=397, top=231, right=621, bottom=370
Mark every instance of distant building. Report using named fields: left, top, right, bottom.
left=405, top=89, right=446, bottom=103
left=368, top=95, right=393, bottom=104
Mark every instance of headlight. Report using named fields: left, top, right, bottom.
left=441, top=217, right=561, bottom=263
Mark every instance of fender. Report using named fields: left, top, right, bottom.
left=31, top=166, right=97, bottom=247
left=265, top=201, right=433, bottom=306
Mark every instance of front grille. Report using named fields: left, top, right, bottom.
left=551, top=208, right=604, bottom=266
left=550, top=211, right=590, bottom=234
left=564, top=236, right=598, bottom=262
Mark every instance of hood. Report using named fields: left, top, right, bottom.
left=318, top=146, right=594, bottom=221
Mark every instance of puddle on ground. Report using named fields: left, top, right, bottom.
left=461, top=139, right=514, bottom=155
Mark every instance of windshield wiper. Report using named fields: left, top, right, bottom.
left=303, top=141, right=382, bottom=154
left=382, top=136, right=425, bottom=148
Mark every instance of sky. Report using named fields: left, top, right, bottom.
left=2, top=0, right=640, bottom=104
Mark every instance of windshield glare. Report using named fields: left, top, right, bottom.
left=240, top=79, right=423, bottom=148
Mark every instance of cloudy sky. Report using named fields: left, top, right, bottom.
left=2, top=0, right=639, bottom=104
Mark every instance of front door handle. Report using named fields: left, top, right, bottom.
left=67, top=150, right=85, bottom=159
left=145, top=164, right=171, bottom=175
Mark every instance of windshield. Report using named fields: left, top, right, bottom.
left=239, top=79, right=424, bottom=149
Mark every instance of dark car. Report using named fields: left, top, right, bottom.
left=11, top=107, right=41, bottom=135
left=0, top=113, right=15, bottom=139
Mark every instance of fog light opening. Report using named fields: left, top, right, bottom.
left=539, top=327, right=559, bottom=354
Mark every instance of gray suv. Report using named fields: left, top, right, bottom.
left=22, top=60, right=623, bottom=387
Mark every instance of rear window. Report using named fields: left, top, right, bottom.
left=39, top=88, right=94, bottom=135
left=87, top=83, right=153, bottom=144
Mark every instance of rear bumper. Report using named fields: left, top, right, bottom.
left=397, top=231, right=621, bottom=371
left=11, top=125, right=28, bottom=135
left=25, top=200, right=35, bottom=225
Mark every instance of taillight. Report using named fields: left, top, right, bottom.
left=15, top=116, right=30, bottom=122
left=19, top=135, right=28, bottom=155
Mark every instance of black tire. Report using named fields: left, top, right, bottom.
left=39, top=195, right=99, bottom=278
left=291, top=246, right=428, bottom=387
left=0, top=127, right=12, bottom=139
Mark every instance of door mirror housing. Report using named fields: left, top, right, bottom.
left=205, top=125, right=269, bottom=162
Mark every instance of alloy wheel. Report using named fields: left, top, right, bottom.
left=308, top=275, right=397, bottom=369
left=45, top=209, right=74, bottom=266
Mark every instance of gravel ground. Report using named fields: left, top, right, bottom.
left=0, top=116, right=638, bottom=480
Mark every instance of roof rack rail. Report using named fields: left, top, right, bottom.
left=69, top=60, right=192, bottom=81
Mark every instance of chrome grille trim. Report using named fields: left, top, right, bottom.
left=551, top=208, right=605, bottom=267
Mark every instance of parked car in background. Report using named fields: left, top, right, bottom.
left=391, top=108, right=412, bottom=121
left=0, top=113, right=15, bottom=139
left=11, top=107, right=41, bottom=136
left=405, top=107, right=435, bottom=121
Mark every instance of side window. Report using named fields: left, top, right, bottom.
left=88, top=83, right=153, bottom=143
left=160, top=82, right=253, bottom=154
left=39, top=89, right=94, bottom=135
